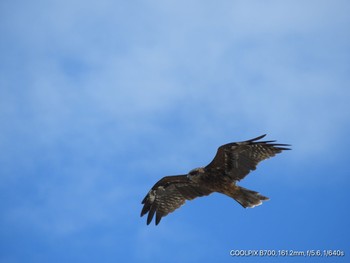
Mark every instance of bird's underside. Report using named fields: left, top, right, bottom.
left=141, top=134, right=291, bottom=225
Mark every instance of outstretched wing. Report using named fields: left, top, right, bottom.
left=205, top=134, right=291, bottom=181
left=141, top=175, right=212, bottom=225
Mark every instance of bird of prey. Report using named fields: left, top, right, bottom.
left=140, top=134, right=290, bottom=225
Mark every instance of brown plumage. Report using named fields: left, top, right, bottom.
left=141, top=134, right=290, bottom=225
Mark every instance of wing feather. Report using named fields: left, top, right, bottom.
left=141, top=175, right=212, bottom=225
left=206, top=134, right=291, bottom=181
left=141, top=134, right=290, bottom=225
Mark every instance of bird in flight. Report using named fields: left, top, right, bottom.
left=140, top=134, right=290, bottom=225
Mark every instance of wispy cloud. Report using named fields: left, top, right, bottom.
left=1, top=0, right=349, bottom=262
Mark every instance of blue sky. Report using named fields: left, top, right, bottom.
left=1, top=0, right=349, bottom=262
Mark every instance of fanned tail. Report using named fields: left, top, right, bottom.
left=230, top=186, right=269, bottom=208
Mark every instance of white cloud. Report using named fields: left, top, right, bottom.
left=1, top=3, right=350, bottom=263
left=1, top=0, right=349, bottom=252
left=2, top=0, right=349, bottom=164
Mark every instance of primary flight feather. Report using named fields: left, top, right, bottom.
left=141, top=134, right=290, bottom=225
